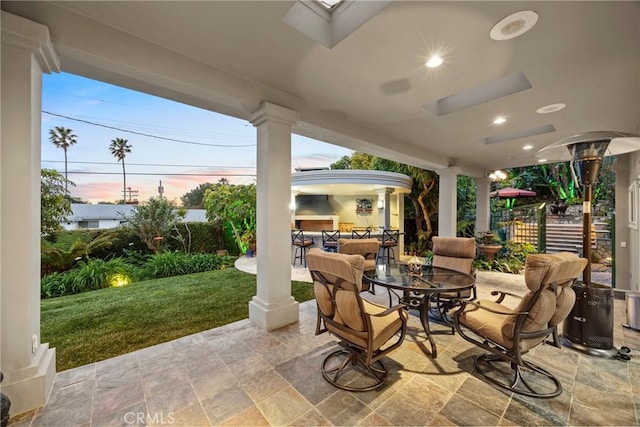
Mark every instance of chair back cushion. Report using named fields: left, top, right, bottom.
left=338, top=238, right=380, bottom=271
left=432, top=236, right=476, bottom=275
left=501, top=252, right=587, bottom=348
left=306, top=248, right=368, bottom=333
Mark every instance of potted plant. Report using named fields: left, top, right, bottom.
left=241, top=227, right=256, bottom=257
left=476, top=231, right=501, bottom=262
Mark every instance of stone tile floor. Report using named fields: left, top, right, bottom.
left=8, top=270, right=640, bottom=427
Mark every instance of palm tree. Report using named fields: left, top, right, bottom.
left=48, top=126, right=77, bottom=195
left=109, top=138, right=132, bottom=204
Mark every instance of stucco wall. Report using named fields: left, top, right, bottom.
left=332, top=194, right=401, bottom=230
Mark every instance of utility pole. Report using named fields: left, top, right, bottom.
left=122, top=187, right=139, bottom=204
left=158, top=180, right=164, bottom=199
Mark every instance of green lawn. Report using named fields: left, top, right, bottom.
left=41, top=268, right=315, bottom=371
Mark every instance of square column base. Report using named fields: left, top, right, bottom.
left=2, top=344, right=56, bottom=416
left=249, top=296, right=299, bottom=331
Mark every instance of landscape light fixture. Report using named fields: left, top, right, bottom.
left=537, top=131, right=639, bottom=358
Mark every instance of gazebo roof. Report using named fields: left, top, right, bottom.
left=291, top=169, right=412, bottom=195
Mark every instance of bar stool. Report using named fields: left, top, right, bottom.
left=321, top=230, right=340, bottom=252
left=351, top=229, right=371, bottom=239
left=378, top=229, right=399, bottom=264
left=291, top=230, right=313, bottom=266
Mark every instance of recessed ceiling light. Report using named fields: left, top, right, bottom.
left=490, top=10, right=539, bottom=41
left=536, top=103, right=566, bottom=114
left=426, top=55, right=443, bottom=68
left=538, top=158, right=547, bottom=163
left=493, top=116, right=506, bottom=125
left=523, top=144, right=533, bottom=150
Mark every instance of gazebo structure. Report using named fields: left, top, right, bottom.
left=291, top=168, right=412, bottom=254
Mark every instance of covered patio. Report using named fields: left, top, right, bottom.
left=9, top=270, right=639, bottom=426
left=1, top=1, right=639, bottom=418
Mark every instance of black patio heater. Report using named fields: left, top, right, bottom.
left=538, top=131, right=640, bottom=357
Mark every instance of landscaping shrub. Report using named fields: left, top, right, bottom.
left=41, top=272, right=70, bottom=299
left=68, top=258, right=137, bottom=293
left=41, top=230, right=120, bottom=276
left=473, top=240, right=537, bottom=274
left=141, top=251, right=190, bottom=279
left=41, top=258, right=138, bottom=298
left=183, top=253, right=236, bottom=274
left=167, top=222, right=224, bottom=253
left=141, top=251, right=237, bottom=279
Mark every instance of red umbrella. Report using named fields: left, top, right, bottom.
left=490, top=187, right=536, bottom=198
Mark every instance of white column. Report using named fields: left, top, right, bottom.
left=397, top=193, right=405, bottom=256
left=290, top=191, right=298, bottom=230
left=375, top=187, right=392, bottom=229
left=614, top=154, right=631, bottom=290
left=437, top=167, right=459, bottom=237
left=1, top=12, right=59, bottom=415
left=249, top=102, right=300, bottom=330
left=474, top=177, right=491, bottom=233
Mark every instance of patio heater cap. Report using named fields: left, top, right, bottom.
left=536, top=131, right=640, bottom=162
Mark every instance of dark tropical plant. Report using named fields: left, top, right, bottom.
left=41, top=231, right=117, bottom=276
left=48, top=126, right=77, bottom=195
left=109, top=137, right=132, bottom=204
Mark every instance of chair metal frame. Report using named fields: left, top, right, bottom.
left=291, top=230, right=313, bottom=267
left=378, top=229, right=399, bottom=264
left=351, top=229, right=370, bottom=239
left=321, top=230, right=340, bottom=252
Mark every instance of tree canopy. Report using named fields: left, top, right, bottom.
left=109, top=138, right=132, bottom=204
left=123, top=197, right=177, bottom=253
left=330, top=153, right=440, bottom=238
left=49, top=126, right=77, bottom=195
left=41, top=169, right=73, bottom=236
left=180, top=181, right=223, bottom=208
left=203, top=182, right=256, bottom=252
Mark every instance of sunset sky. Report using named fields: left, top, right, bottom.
left=41, top=72, right=352, bottom=204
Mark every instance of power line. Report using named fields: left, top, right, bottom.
left=64, top=171, right=256, bottom=177
left=43, top=111, right=256, bottom=148
left=42, top=160, right=256, bottom=169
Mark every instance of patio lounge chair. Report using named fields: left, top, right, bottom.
left=306, top=248, right=407, bottom=391
left=453, top=252, right=587, bottom=398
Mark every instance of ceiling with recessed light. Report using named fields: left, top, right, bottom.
left=2, top=1, right=639, bottom=177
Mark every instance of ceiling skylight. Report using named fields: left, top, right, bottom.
left=315, top=0, right=345, bottom=10
left=423, top=71, right=532, bottom=116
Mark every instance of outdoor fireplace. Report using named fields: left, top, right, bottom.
left=293, top=195, right=339, bottom=231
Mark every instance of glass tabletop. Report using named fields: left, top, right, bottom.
left=365, top=264, right=475, bottom=293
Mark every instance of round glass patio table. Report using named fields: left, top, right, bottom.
left=364, top=263, right=475, bottom=358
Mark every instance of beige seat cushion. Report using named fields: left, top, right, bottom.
left=327, top=299, right=407, bottom=350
